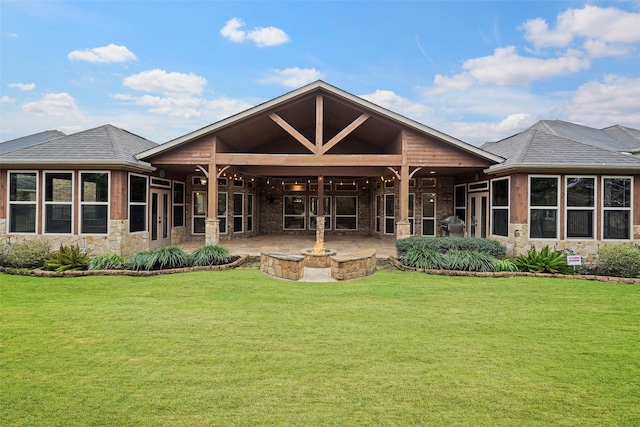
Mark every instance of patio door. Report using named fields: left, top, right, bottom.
left=468, top=192, right=488, bottom=238
left=150, top=189, right=171, bottom=249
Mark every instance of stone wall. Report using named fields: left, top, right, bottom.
left=0, top=219, right=148, bottom=257
left=495, top=222, right=639, bottom=263
left=331, top=249, right=377, bottom=281
left=260, top=250, right=305, bottom=281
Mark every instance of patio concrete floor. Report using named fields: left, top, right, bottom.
left=179, top=235, right=398, bottom=259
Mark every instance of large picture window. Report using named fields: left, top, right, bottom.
left=44, top=172, right=73, bottom=234
left=335, top=196, right=357, bottom=230
left=284, top=195, right=305, bottom=230
left=129, top=174, right=148, bottom=233
left=491, top=178, right=509, bottom=237
left=566, top=177, right=595, bottom=239
left=173, top=181, right=185, bottom=228
left=602, top=177, right=632, bottom=240
left=218, top=192, right=227, bottom=234
left=80, top=172, right=109, bottom=234
left=8, top=171, right=38, bottom=233
left=421, top=193, right=436, bottom=236
left=529, top=176, right=558, bottom=239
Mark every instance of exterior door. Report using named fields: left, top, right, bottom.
left=150, top=189, right=171, bottom=249
left=468, top=192, right=488, bottom=238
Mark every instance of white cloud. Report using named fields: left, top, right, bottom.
left=68, top=43, right=137, bottom=63
left=123, top=69, right=207, bottom=96
left=9, top=82, right=35, bottom=91
left=521, top=6, right=640, bottom=57
left=262, top=67, right=322, bottom=88
left=567, top=75, right=640, bottom=127
left=220, top=17, right=290, bottom=47
left=1, top=96, right=16, bottom=104
left=360, top=89, right=434, bottom=125
left=22, top=93, right=83, bottom=119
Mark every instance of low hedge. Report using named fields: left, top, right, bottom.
left=396, top=236, right=506, bottom=259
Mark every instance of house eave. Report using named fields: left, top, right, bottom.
left=136, top=80, right=504, bottom=165
left=0, top=159, right=156, bottom=172
left=485, top=163, right=640, bottom=175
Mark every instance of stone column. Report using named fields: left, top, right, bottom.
left=396, top=220, right=411, bottom=240
left=205, top=219, right=220, bottom=246
left=316, top=215, right=325, bottom=244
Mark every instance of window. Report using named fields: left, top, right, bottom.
left=247, top=194, right=254, bottom=232
left=192, top=191, right=206, bottom=234
left=44, top=172, right=73, bottom=234
left=421, top=193, right=436, bottom=236
left=491, top=178, right=509, bottom=237
left=603, top=177, right=632, bottom=240
left=454, top=184, right=466, bottom=223
left=529, top=176, right=558, bottom=239
left=8, top=171, right=38, bottom=233
left=218, top=192, right=227, bottom=234
left=173, top=181, right=185, bottom=227
left=408, top=194, right=415, bottom=235
left=375, top=195, right=382, bottom=233
left=233, top=193, right=243, bottom=233
left=129, top=174, right=148, bottom=233
left=566, top=177, right=595, bottom=239
left=80, top=172, right=109, bottom=234
left=284, top=196, right=305, bottom=229
left=384, top=194, right=395, bottom=234
left=310, top=196, right=331, bottom=230
left=335, top=196, right=357, bottom=230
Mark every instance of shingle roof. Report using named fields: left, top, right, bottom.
left=481, top=120, right=640, bottom=173
left=0, top=125, right=157, bottom=170
left=0, top=130, right=66, bottom=155
left=601, top=125, right=640, bottom=152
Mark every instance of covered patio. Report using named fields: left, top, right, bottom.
left=179, top=234, right=397, bottom=258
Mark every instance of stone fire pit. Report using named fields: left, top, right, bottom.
left=301, top=247, right=337, bottom=268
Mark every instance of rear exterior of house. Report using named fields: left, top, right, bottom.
left=1, top=82, right=639, bottom=259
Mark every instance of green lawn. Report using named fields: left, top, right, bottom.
left=1, top=270, right=639, bottom=426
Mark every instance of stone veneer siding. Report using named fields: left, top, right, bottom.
left=0, top=219, right=149, bottom=257
left=493, top=223, right=640, bottom=262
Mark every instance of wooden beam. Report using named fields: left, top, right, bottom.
left=195, top=164, right=209, bottom=178
left=216, top=165, right=230, bottom=179
left=409, top=167, right=423, bottom=179
left=320, top=113, right=370, bottom=154
left=387, top=166, right=401, bottom=180
left=269, top=113, right=317, bottom=154
left=216, top=153, right=403, bottom=167
left=316, top=95, right=323, bottom=152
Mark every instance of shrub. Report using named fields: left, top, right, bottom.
left=596, top=244, right=640, bottom=278
left=88, top=253, right=130, bottom=270
left=130, top=246, right=190, bottom=271
left=514, top=246, right=571, bottom=274
left=396, top=237, right=506, bottom=258
left=492, top=258, right=519, bottom=272
left=402, top=246, right=447, bottom=270
left=444, top=250, right=497, bottom=272
left=45, top=244, right=90, bottom=272
left=0, top=238, right=51, bottom=269
left=190, top=245, right=231, bottom=267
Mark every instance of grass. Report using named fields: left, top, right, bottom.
left=1, top=270, right=639, bottom=426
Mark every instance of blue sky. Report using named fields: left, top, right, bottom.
left=2, top=1, right=640, bottom=145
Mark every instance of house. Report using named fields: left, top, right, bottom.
left=1, top=81, right=638, bottom=259
left=481, top=120, right=640, bottom=258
